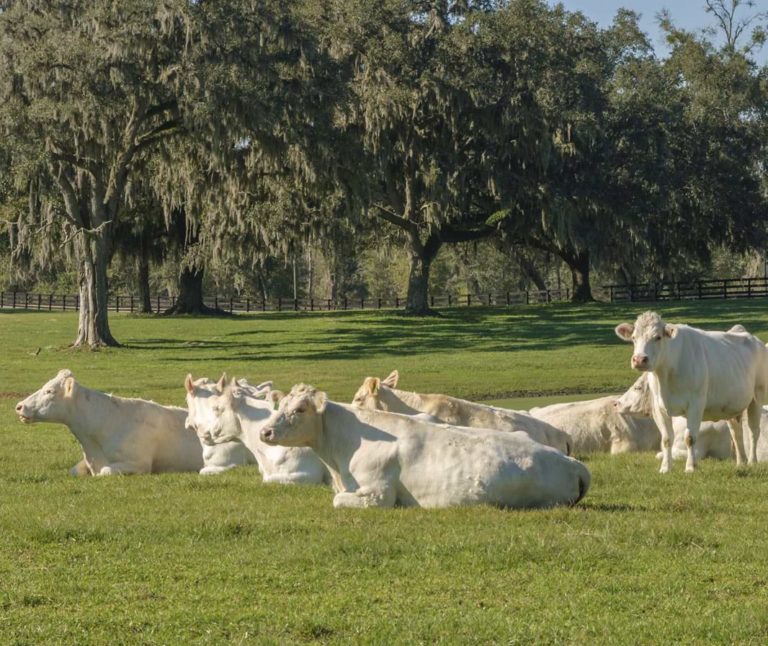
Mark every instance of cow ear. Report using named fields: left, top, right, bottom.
left=313, top=390, right=328, bottom=414
left=664, top=324, right=677, bottom=338
left=364, top=377, right=380, bottom=396
left=615, top=323, right=634, bottom=341
left=216, top=373, right=227, bottom=393
left=382, top=370, right=399, bottom=388
left=63, top=377, right=76, bottom=398
left=185, top=374, right=195, bottom=394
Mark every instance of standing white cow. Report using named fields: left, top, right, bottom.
left=351, top=371, right=572, bottom=455
left=529, top=396, right=659, bottom=455
left=16, top=369, right=203, bottom=475
left=615, top=311, right=768, bottom=473
left=185, top=375, right=328, bottom=485
left=614, top=373, right=732, bottom=461
left=261, top=383, right=590, bottom=509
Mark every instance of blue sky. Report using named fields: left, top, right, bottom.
left=552, top=0, right=768, bottom=63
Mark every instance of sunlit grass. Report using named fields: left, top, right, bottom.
left=2, top=301, right=768, bottom=643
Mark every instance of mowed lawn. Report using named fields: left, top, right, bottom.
left=2, top=301, right=768, bottom=644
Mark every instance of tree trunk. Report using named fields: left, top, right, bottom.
left=164, top=266, right=220, bottom=315
left=405, top=234, right=442, bottom=315
left=561, top=249, right=593, bottom=302
left=136, top=253, right=152, bottom=314
left=73, top=235, right=119, bottom=347
left=511, top=248, right=547, bottom=292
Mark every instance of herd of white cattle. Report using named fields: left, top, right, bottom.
left=14, top=310, right=768, bottom=509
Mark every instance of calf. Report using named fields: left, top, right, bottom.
left=16, top=369, right=203, bottom=475
left=615, top=312, right=768, bottom=472
left=185, top=375, right=327, bottom=485
left=261, top=383, right=590, bottom=509
left=351, top=371, right=571, bottom=455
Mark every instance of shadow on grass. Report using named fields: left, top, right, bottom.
left=114, top=299, right=768, bottom=362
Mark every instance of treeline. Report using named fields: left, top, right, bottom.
left=0, top=0, right=766, bottom=347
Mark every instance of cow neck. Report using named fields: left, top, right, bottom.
left=312, top=401, right=353, bottom=478
left=386, top=387, right=426, bottom=415
left=653, top=330, right=685, bottom=382
left=65, top=385, right=118, bottom=447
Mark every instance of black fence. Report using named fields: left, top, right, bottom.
left=604, top=277, right=768, bottom=303
left=0, top=288, right=575, bottom=313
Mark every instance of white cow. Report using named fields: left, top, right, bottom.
left=260, top=383, right=591, bottom=509
left=15, top=369, right=203, bottom=475
left=184, top=375, right=271, bottom=474
left=615, top=311, right=768, bottom=473
left=614, top=373, right=732, bottom=461
left=185, top=375, right=328, bottom=485
left=351, top=371, right=572, bottom=455
left=529, top=396, right=659, bottom=456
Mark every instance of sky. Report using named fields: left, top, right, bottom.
left=552, top=0, right=768, bottom=63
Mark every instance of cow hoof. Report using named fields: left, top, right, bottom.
left=659, top=465, right=671, bottom=474
left=685, top=466, right=695, bottom=473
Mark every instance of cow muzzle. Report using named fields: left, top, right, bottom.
left=631, top=354, right=649, bottom=370
left=15, top=402, right=32, bottom=423
left=260, top=427, right=276, bottom=443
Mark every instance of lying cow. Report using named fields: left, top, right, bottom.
left=614, top=373, right=732, bottom=461
left=261, top=383, right=590, bottom=509
left=16, top=369, right=203, bottom=475
left=351, top=371, right=572, bottom=455
left=529, top=395, right=659, bottom=456
left=184, top=375, right=271, bottom=474
left=185, top=375, right=328, bottom=485
left=615, top=311, right=768, bottom=472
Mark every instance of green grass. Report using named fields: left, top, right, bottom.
left=3, top=300, right=768, bottom=644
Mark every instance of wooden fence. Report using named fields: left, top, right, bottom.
left=603, top=277, right=768, bottom=303
left=0, top=288, right=575, bottom=313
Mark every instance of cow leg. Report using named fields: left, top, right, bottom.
left=333, top=483, right=396, bottom=508
left=727, top=417, right=747, bottom=465
left=746, top=401, right=762, bottom=464
left=69, top=457, right=92, bottom=476
left=652, top=407, right=675, bottom=474
left=683, top=408, right=703, bottom=473
left=200, top=465, right=237, bottom=475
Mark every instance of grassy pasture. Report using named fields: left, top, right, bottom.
left=2, top=301, right=768, bottom=643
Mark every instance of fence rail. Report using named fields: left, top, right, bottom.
left=603, top=277, right=768, bottom=303
left=0, top=288, right=576, bottom=313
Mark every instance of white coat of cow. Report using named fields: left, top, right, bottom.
left=615, top=311, right=768, bottom=473
left=184, top=375, right=272, bottom=474
left=185, top=375, right=328, bottom=485
left=15, top=369, right=203, bottom=475
left=529, top=396, right=659, bottom=456
left=614, top=373, right=732, bottom=461
left=261, top=383, right=591, bottom=509
left=351, top=371, right=572, bottom=455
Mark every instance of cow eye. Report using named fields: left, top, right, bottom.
left=655, top=335, right=662, bottom=341
left=296, top=406, right=307, bottom=413
left=45, top=389, right=55, bottom=395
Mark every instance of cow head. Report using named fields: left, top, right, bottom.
left=351, top=370, right=399, bottom=410
left=16, top=369, right=78, bottom=424
left=261, top=383, right=327, bottom=447
left=615, top=311, right=677, bottom=372
left=614, top=373, right=654, bottom=416
left=184, top=373, right=243, bottom=445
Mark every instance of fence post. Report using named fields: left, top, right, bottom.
left=448, top=294, right=452, bottom=307
left=378, top=297, right=382, bottom=309
left=748, top=278, right=752, bottom=298
left=48, top=293, right=53, bottom=311
left=467, top=294, right=471, bottom=307
left=309, top=298, right=313, bottom=312
left=395, top=296, right=399, bottom=308
left=723, top=280, right=727, bottom=299
left=75, top=295, right=79, bottom=311
left=277, top=297, right=281, bottom=312
left=115, top=295, right=120, bottom=313
left=294, top=298, right=298, bottom=312
left=230, top=297, right=234, bottom=313
left=506, top=292, right=510, bottom=306
left=430, top=295, right=434, bottom=308
left=12, top=291, right=16, bottom=309
left=157, top=295, right=161, bottom=312
left=361, top=298, right=365, bottom=310
left=343, top=297, right=348, bottom=310
left=62, top=295, right=66, bottom=311
left=37, top=294, right=42, bottom=311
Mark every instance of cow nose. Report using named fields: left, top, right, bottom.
left=631, top=354, right=648, bottom=368
left=15, top=403, right=23, bottom=413
left=612, top=399, right=619, bottom=408
left=261, top=428, right=274, bottom=442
